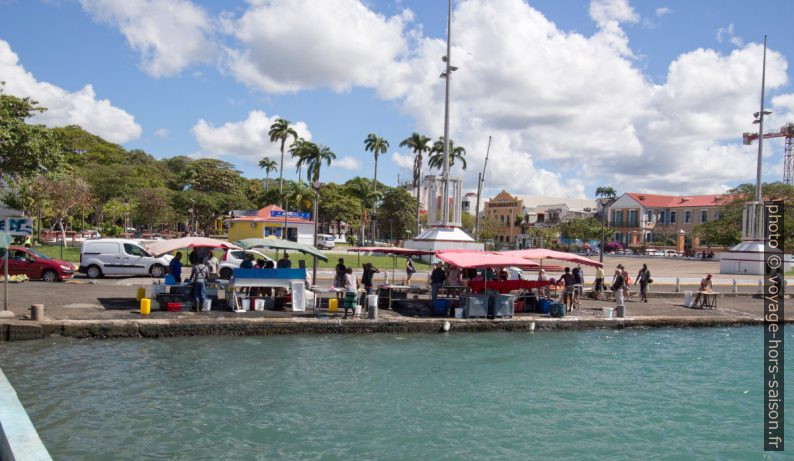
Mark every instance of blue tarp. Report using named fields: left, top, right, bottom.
left=232, top=268, right=306, bottom=279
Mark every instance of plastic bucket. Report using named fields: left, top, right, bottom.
left=328, top=298, right=339, bottom=313
left=202, top=299, right=212, bottom=311
left=136, top=287, right=146, bottom=302
left=603, top=307, right=613, bottom=319
left=139, top=298, right=151, bottom=315
left=683, top=291, right=693, bottom=307
left=367, top=294, right=378, bottom=309
left=454, top=307, right=463, bottom=319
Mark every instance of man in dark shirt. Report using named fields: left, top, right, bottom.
left=361, top=262, right=379, bottom=294
left=560, top=267, right=576, bottom=312
left=240, top=253, right=255, bottom=269
left=277, top=252, right=292, bottom=268
left=430, top=263, right=447, bottom=301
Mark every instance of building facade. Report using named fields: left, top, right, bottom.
left=227, top=204, right=315, bottom=245
left=606, top=193, right=729, bottom=250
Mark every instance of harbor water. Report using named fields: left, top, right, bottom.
left=0, top=327, right=790, bottom=460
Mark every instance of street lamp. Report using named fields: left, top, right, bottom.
left=312, top=181, right=320, bottom=287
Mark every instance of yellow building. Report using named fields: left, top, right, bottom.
left=227, top=205, right=315, bottom=245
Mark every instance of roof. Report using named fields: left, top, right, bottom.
left=514, top=195, right=596, bottom=212
left=228, top=204, right=315, bottom=224
left=624, top=193, right=730, bottom=208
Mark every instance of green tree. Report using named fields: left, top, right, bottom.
left=377, top=188, right=417, bottom=241
left=184, top=159, right=242, bottom=195
left=428, top=137, right=467, bottom=171
left=258, top=157, right=277, bottom=192
left=595, top=186, right=617, bottom=198
left=268, top=118, right=298, bottom=194
left=364, top=133, right=389, bottom=194
left=318, top=183, right=360, bottom=236
left=559, top=217, right=610, bottom=241
left=52, top=125, right=126, bottom=166
left=134, top=188, right=173, bottom=231
left=399, top=132, right=432, bottom=234
left=345, top=177, right=382, bottom=245
left=0, top=88, right=62, bottom=178
left=289, top=137, right=310, bottom=182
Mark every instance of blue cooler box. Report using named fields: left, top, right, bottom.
left=431, top=299, right=451, bottom=316
left=550, top=302, right=565, bottom=318
left=537, top=298, right=552, bottom=315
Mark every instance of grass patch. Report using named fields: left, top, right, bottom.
left=34, top=245, right=82, bottom=262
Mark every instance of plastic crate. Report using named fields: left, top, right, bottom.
left=462, top=295, right=488, bottom=318
left=492, top=295, right=514, bottom=318
left=431, top=299, right=451, bottom=316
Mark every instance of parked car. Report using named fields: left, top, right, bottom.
left=0, top=246, right=75, bottom=282
left=664, top=249, right=679, bottom=257
left=316, top=234, right=336, bottom=250
left=79, top=238, right=172, bottom=278
left=218, top=249, right=275, bottom=279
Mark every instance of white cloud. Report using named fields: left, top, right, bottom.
left=375, top=0, right=793, bottom=196
left=390, top=152, right=415, bottom=170
left=335, top=156, right=361, bottom=171
left=716, top=23, right=744, bottom=47
left=191, top=110, right=312, bottom=163
left=80, top=0, right=215, bottom=77
left=223, top=0, right=412, bottom=93
left=655, top=7, right=672, bottom=17
left=0, top=39, right=141, bottom=143
left=154, top=128, right=169, bottom=138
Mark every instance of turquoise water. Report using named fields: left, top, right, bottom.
left=0, top=327, right=790, bottom=460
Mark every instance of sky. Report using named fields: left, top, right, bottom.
left=1, top=0, right=793, bottom=200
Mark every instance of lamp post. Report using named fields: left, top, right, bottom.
left=312, top=181, right=320, bottom=287
left=439, top=0, right=457, bottom=225
left=753, top=35, right=769, bottom=204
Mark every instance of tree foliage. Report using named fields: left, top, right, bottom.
left=0, top=88, right=62, bottom=178
left=377, top=188, right=416, bottom=240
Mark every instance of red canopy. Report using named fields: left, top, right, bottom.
left=507, top=249, right=603, bottom=268
left=347, top=247, right=435, bottom=256
left=436, top=251, right=540, bottom=269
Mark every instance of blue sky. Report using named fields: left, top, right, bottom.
left=1, top=0, right=792, bottom=198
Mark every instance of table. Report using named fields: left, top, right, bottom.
left=701, top=292, right=718, bottom=309
left=378, top=285, right=417, bottom=310
left=441, top=285, right=466, bottom=298
left=227, top=268, right=307, bottom=311
left=468, top=279, right=554, bottom=294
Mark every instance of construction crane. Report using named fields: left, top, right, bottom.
left=743, top=122, right=794, bottom=185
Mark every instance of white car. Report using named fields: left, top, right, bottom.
left=218, top=249, right=275, bottom=279
left=79, top=238, right=172, bottom=278
left=316, top=234, right=336, bottom=250
left=664, top=250, right=679, bottom=257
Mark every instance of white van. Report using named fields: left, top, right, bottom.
left=79, top=238, right=172, bottom=278
left=316, top=234, right=336, bottom=250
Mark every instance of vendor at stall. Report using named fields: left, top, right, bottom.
left=169, top=252, right=183, bottom=283
left=430, top=263, right=446, bottom=301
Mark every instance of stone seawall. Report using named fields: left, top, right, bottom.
left=0, top=316, right=778, bottom=342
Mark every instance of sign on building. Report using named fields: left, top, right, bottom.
left=0, top=217, right=33, bottom=236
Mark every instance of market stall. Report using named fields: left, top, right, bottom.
left=347, top=247, right=434, bottom=283
left=226, top=268, right=310, bottom=312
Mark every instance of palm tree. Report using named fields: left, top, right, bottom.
left=289, top=137, right=310, bottom=182
left=399, top=132, right=432, bottom=235
left=428, top=137, right=467, bottom=171
left=268, top=118, right=298, bottom=194
left=364, top=133, right=389, bottom=244
left=595, top=186, right=617, bottom=198
left=258, top=157, right=278, bottom=193
left=345, top=177, right=382, bottom=246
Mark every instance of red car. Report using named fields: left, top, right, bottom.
left=0, top=246, right=75, bottom=282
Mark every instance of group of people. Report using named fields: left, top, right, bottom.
left=167, top=251, right=219, bottom=312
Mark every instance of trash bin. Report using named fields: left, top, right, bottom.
left=616, top=305, right=625, bottom=318
left=367, top=294, right=378, bottom=319
left=603, top=307, right=613, bottom=319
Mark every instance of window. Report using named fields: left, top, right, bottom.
left=646, top=209, right=653, bottom=223
left=684, top=211, right=692, bottom=224
left=123, top=244, right=146, bottom=257
left=645, top=232, right=652, bottom=242
left=670, top=211, right=677, bottom=224
left=628, top=210, right=638, bottom=227
left=658, top=210, right=666, bottom=224
left=700, top=210, right=708, bottom=223
left=614, top=210, right=623, bottom=226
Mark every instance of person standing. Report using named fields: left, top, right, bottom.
left=611, top=268, right=625, bottom=316
left=190, top=257, right=210, bottom=311
left=277, top=252, right=292, bottom=268
left=594, top=265, right=605, bottom=300
left=560, top=267, right=576, bottom=312
left=240, top=253, right=255, bottom=269
left=343, top=267, right=358, bottom=319
left=430, top=263, right=446, bottom=301
left=620, top=265, right=631, bottom=301
left=361, top=262, right=379, bottom=295
left=169, top=252, right=183, bottom=283
left=405, top=256, right=416, bottom=284
left=206, top=252, right=219, bottom=276
left=635, top=264, right=651, bottom=303
left=334, top=258, right=347, bottom=299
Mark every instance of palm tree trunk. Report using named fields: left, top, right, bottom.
left=278, top=140, right=285, bottom=195
left=265, top=172, right=270, bottom=193
left=372, top=156, right=378, bottom=245
left=414, top=166, right=421, bottom=236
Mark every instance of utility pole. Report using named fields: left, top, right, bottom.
left=474, top=136, right=492, bottom=240
left=440, top=0, right=456, bottom=225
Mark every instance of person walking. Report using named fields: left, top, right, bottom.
left=560, top=267, right=576, bottom=313
left=169, top=252, right=183, bottom=283
left=635, top=264, right=651, bottom=303
left=611, top=268, right=625, bottom=317
left=430, top=263, right=446, bottom=301
left=405, top=256, right=416, bottom=284
left=190, top=257, right=210, bottom=311
left=620, top=265, right=632, bottom=302
left=572, top=264, right=584, bottom=299
left=594, top=265, right=605, bottom=300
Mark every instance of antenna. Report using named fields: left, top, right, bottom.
left=474, top=136, right=492, bottom=239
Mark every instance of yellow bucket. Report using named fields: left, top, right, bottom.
left=328, top=298, right=338, bottom=313
left=140, top=298, right=151, bottom=315
left=136, top=287, right=146, bottom=302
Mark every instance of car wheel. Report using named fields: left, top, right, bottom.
left=86, top=265, right=102, bottom=279
left=220, top=267, right=233, bottom=279
left=150, top=264, right=165, bottom=278
left=42, top=269, right=59, bottom=283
